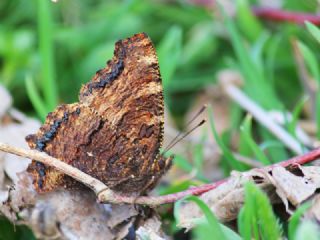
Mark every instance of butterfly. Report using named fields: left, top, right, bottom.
left=26, top=33, right=172, bottom=195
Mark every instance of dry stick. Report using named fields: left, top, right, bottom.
left=1, top=142, right=320, bottom=205
left=220, top=78, right=305, bottom=155
left=0, top=142, right=112, bottom=198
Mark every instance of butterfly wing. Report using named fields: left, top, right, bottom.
left=26, top=33, right=165, bottom=193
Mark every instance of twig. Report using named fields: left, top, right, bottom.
left=0, top=142, right=112, bottom=198
left=252, top=7, right=320, bottom=25
left=219, top=75, right=306, bottom=155
left=277, top=147, right=320, bottom=168
left=0, top=142, right=320, bottom=205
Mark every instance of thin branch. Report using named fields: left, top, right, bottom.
left=189, top=2, right=320, bottom=25
left=0, top=142, right=111, bottom=197
left=0, top=142, right=320, bottom=205
left=97, top=179, right=227, bottom=205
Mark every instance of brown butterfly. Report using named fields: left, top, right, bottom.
left=26, top=33, right=172, bottom=195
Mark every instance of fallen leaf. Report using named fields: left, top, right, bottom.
left=177, top=166, right=320, bottom=229
left=271, top=166, right=317, bottom=207
left=136, top=216, right=168, bottom=240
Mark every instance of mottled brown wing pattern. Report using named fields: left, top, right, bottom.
left=26, top=33, right=171, bottom=194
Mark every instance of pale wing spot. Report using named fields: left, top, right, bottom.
left=135, top=82, right=162, bottom=98
left=139, top=55, right=157, bottom=65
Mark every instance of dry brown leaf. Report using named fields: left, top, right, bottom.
left=304, top=195, right=320, bottom=222
left=0, top=171, right=140, bottom=240
left=271, top=166, right=317, bottom=208
left=136, top=216, right=168, bottom=240
left=177, top=169, right=281, bottom=229
left=299, top=166, right=320, bottom=186
left=177, top=166, right=320, bottom=229
left=0, top=118, right=40, bottom=183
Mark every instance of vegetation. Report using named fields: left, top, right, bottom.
left=1, top=0, right=320, bottom=239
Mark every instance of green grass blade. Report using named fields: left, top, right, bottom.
left=236, top=0, right=262, bottom=42
left=240, top=115, right=271, bottom=165
left=208, top=105, right=246, bottom=171
left=301, top=23, right=320, bottom=139
left=25, top=75, right=48, bottom=121
left=251, top=32, right=270, bottom=74
left=174, top=196, right=227, bottom=239
left=220, top=2, right=281, bottom=110
left=287, top=96, right=308, bottom=137
left=305, top=21, right=320, bottom=44
left=265, top=34, right=281, bottom=84
left=239, top=182, right=282, bottom=240
left=181, top=22, right=217, bottom=66
left=297, top=41, right=320, bottom=82
left=158, top=180, right=200, bottom=196
left=238, top=184, right=259, bottom=240
left=171, top=154, right=208, bottom=182
left=37, top=0, right=57, bottom=110
left=288, top=202, right=311, bottom=240
left=193, top=131, right=207, bottom=176
left=157, top=26, right=182, bottom=89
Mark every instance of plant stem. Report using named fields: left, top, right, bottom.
left=0, top=142, right=320, bottom=205
left=38, top=0, right=58, bottom=110
left=252, top=7, right=320, bottom=25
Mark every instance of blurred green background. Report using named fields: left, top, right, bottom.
left=0, top=0, right=221, bottom=124
left=1, top=0, right=320, bottom=239
left=1, top=0, right=318, bottom=124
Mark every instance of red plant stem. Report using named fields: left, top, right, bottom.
left=1, top=141, right=320, bottom=205
left=252, top=7, right=320, bottom=25
left=99, top=147, right=320, bottom=205
left=278, top=147, right=320, bottom=167
left=190, top=1, right=320, bottom=26
left=140, top=147, right=320, bottom=204
left=100, top=179, right=227, bottom=205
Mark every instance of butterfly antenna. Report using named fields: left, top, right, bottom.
left=186, top=104, right=207, bottom=126
left=163, top=119, right=206, bottom=153
left=164, top=105, right=207, bottom=152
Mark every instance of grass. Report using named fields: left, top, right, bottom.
left=1, top=0, right=320, bottom=239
